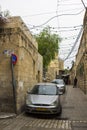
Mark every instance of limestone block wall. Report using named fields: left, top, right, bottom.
left=74, top=9, right=87, bottom=94
left=46, top=55, right=59, bottom=81
left=58, top=58, right=64, bottom=71
left=47, top=67, right=57, bottom=81
left=76, top=56, right=86, bottom=93
left=0, top=28, right=19, bottom=112
left=83, top=55, right=87, bottom=94
left=0, top=17, right=43, bottom=114
left=37, top=54, right=43, bottom=82
left=16, top=40, right=38, bottom=113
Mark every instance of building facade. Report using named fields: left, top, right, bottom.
left=0, top=16, right=43, bottom=113
left=71, top=9, right=87, bottom=94
left=46, top=55, right=64, bottom=81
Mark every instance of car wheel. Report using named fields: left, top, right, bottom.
left=58, top=105, right=62, bottom=115
left=63, top=88, right=66, bottom=93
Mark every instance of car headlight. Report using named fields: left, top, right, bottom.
left=60, top=86, right=64, bottom=89
left=26, top=95, right=32, bottom=105
left=51, top=100, right=57, bottom=106
left=26, top=99, right=32, bottom=105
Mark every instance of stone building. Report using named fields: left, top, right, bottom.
left=0, top=16, right=43, bottom=114
left=46, top=54, right=64, bottom=81
left=58, top=57, right=64, bottom=71
left=72, top=9, right=87, bottom=94
left=58, top=57, right=64, bottom=76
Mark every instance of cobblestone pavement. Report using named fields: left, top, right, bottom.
left=0, top=85, right=87, bottom=130
left=0, top=113, right=71, bottom=130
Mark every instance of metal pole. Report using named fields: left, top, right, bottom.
left=11, top=55, right=17, bottom=114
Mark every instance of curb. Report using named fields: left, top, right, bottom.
left=0, top=113, right=16, bottom=119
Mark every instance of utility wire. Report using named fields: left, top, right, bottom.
left=56, top=0, right=59, bottom=28
left=22, top=7, right=84, bottom=18
left=59, top=3, right=86, bottom=6
left=64, top=27, right=83, bottom=61
left=59, top=0, right=71, bottom=2
left=29, top=24, right=83, bottom=30
left=58, top=25, right=83, bottom=29
left=66, top=55, right=76, bottom=59
left=22, top=11, right=56, bottom=17
left=62, top=35, right=78, bottom=39
left=30, top=9, right=84, bottom=29
left=81, top=0, right=86, bottom=9
left=54, top=28, right=82, bottom=32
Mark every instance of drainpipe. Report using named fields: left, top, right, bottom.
left=11, top=55, right=17, bottom=114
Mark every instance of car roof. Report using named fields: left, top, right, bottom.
left=35, top=82, right=57, bottom=86
left=53, top=79, right=63, bottom=81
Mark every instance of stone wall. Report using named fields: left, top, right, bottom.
left=0, top=16, right=43, bottom=114
left=46, top=55, right=59, bottom=81
left=74, top=9, right=87, bottom=94
left=76, top=54, right=87, bottom=94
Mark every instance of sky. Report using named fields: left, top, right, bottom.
left=0, top=0, right=87, bottom=69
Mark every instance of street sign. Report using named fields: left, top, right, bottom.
left=11, top=54, right=17, bottom=65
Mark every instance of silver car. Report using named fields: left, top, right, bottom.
left=51, top=79, right=66, bottom=95
left=25, top=83, right=62, bottom=114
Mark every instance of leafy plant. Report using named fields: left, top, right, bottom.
left=35, top=26, right=61, bottom=69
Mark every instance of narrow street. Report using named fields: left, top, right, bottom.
left=0, top=85, right=87, bottom=130
left=0, top=1, right=87, bottom=130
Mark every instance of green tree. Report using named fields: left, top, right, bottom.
left=35, top=26, right=61, bottom=69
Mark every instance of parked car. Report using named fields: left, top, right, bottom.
left=25, top=83, right=62, bottom=115
left=51, top=79, right=66, bottom=95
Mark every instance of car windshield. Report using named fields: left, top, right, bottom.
left=30, top=85, right=57, bottom=95
left=52, top=79, right=64, bottom=84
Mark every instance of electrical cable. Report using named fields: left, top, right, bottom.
left=57, top=27, right=82, bottom=32
left=81, top=0, right=86, bottom=9
left=22, top=11, right=56, bottom=17
left=21, top=8, right=84, bottom=18
left=58, top=25, right=83, bottom=29
left=59, top=3, right=86, bottom=6
left=29, top=25, right=83, bottom=33
left=56, top=0, right=59, bottom=28
left=30, top=9, right=84, bottom=29
left=64, top=27, right=83, bottom=61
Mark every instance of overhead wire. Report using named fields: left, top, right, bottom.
left=56, top=0, right=59, bottom=28
left=64, top=27, right=83, bottom=61
left=22, top=11, right=56, bottom=17
left=60, top=0, right=86, bottom=63
left=29, top=9, right=84, bottom=29
left=56, top=0, right=59, bottom=52
left=57, top=27, right=82, bottom=32
left=58, top=25, right=83, bottom=29
left=29, top=25, right=83, bottom=32
left=21, top=7, right=84, bottom=18
left=59, top=3, right=86, bottom=6
left=81, top=0, right=86, bottom=9
left=57, top=0, right=84, bottom=63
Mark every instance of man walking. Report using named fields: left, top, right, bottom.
left=73, top=76, right=77, bottom=88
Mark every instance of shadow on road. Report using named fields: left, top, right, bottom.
left=24, top=112, right=68, bottom=120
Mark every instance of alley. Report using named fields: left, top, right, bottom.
left=0, top=85, right=87, bottom=130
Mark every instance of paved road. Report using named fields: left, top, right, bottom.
left=61, top=85, right=87, bottom=121
left=0, top=85, right=87, bottom=130
left=61, top=85, right=87, bottom=130
left=0, top=113, right=71, bottom=130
